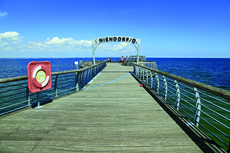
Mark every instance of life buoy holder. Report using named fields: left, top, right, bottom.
left=32, top=65, right=50, bottom=88
left=27, top=61, right=52, bottom=93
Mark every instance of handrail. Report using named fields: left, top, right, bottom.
left=134, top=63, right=230, bottom=101
left=0, top=61, right=107, bottom=117
left=0, top=61, right=106, bottom=84
left=133, top=63, right=230, bottom=152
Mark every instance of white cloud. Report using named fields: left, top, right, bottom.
left=45, top=37, right=91, bottom=47
left=17, top=37, right=92, bottom=53
left=0, top=33, right=137, bottom=57
left=46, top=37, right=72, bottom=45
left=0, top=42, right=8, bottom=46
left=0, top=31, right=22, bottom=44
left=0, top=12, right=8, bottom=18
left=4, top=47, right=13, bottom=50
left=0, top=31, right=19, bottom=39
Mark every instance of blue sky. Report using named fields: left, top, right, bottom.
left=0, top=0, right=229, bottom=58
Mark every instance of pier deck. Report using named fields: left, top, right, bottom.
left=0, top=63, right=203, bottom=152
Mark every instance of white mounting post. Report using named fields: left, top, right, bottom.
left=163, top=76, right=168, bottom=100
left=155, top=73, right=159, bottom=94
left=175, top=80, right=180, bottom=111
left=35, top=92, right=43, bottom=109
left=194, top=87, right=201, bottom=127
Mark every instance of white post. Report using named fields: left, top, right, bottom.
left=26, top=87, right=31, bottom=107
left=163, top=76, right=168, bottom=100
left=175, top=80, right=180, bottom=111
left=75, top=61, right=78, bottom=70
left=92, top=45, right=95, bottom=65
left=155, top=73, right=159, bottom=94
left=194, top=87, right=201, bottom=127
left=137, top=44, right=140, bottom=64
left=35, top=92, right=43, bottom=108
left=150, top=72, right=153, bottom=88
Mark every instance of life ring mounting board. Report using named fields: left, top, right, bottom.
left=27, top=61, right=52, bottom=93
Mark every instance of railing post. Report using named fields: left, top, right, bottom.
left=139, top=68, right=142, bottom=80
left=94, top=67, right=96, bottom=77
left=88, top=68, right=91, bottom=82
left=54, top=75, right=58, bottom=98
left=175, top=80, right=180, bottom=111
left=133, top=65, right=136, bottom=74
left=26, top=87, right=31, bottom=107
left=138, top=66, right=141, bottom=78
left=163, top=76, right=168, bottom=100
left=138, top=67, right=141, bottom=78
left=142, top=68, right=144, bottom=81
left=194, top=87, right=201, bottom=127
left=86, top=69, right=89, bottom=83
left=155, top=73, right=159, bottom=94
left=75, top=72, right=80, bottom=92
left=136, top=66, right=139, bottom=77
left=150, top=72, right=153, bottom=88
left=83, top=70, right=86, bottom=86
left=80, top=71, right=84, bottom=89
left=145, top=70, right=148, bottom=83
left=90, top=67, right=93, bottom=80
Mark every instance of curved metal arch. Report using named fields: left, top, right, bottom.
left=91, top=36, right=141, bottom=64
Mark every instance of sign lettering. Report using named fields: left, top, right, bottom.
left=92, top=36, right=140, bottom=45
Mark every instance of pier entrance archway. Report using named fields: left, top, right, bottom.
left=91, top=36, right=141, bottom=64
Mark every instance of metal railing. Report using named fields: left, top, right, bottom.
left=79, top=60, right=104, bottom=68
left=0, top=61, right=106, bottom=117
left=133, top=63, right=230, bottom=152
left=136, top=62, right=158, bottom=69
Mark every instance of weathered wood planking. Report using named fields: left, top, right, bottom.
left=0, top=63, right=202, bottom=152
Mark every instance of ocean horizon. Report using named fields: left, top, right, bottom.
left=0, top=57, right=230, bottom=90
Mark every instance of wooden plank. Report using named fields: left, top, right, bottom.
left=0, top=63, right=203, bottom=152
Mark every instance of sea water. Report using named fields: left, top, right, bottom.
left=2, top=57, right=229, bottom=89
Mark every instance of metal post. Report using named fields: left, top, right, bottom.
left=87, top=69, right=90, bottom=83
left=89, top=68, right=92, bottom=81
left=75, top=72, right=80, bottom=92
left=137, top=44, right=140, bottom=64
left=133, top=65, right=136, bottom=75
left=175, top=80, right=180, bottom=111
left=163, top=76, right=168, bottom=100
left=137, top=66, right=141, bottom=79
left=142, top=69, right=144, bottom=81
left=26, top=87, right=31, bottom=107
left=92, top=46, right=95, bottom=65
left=136, top=66, right=139, bottom=77
left=75, top=61, right=78, bottom=70
left=145, top=70, right=148, bottom=83
left=150, top=72, right=153, bottom=88
left=79, top=72, right=84, bottom=89
left=54, top=75, right=58, bottom=98
left=194, top=87, right=201, bottom=127
left=155, top=73, right=159, bottom=94
left=35, top=92, right=43, bottom=108
left=85, top=69, right=88, bottom=84
left=75, top=63, right=79, bottom=92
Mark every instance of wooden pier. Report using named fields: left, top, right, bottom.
left=0, top=63, right=205, bottom=152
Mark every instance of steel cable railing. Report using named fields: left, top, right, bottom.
left=133, top=63, right=230, bottom=152
left=0, top=61, right=106, bottom=117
